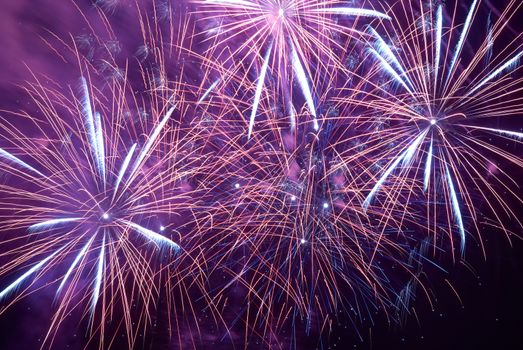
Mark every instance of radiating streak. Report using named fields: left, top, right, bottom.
left=463, top=126, right=523, bottom=139
left=467, top=51, right=523, bottom=95
left=0, top=147, right=45, bottom=177
left=402, top=130, right=427, bottom=167
left=313, top=7, right=391, bottom=20
left=485, top=13, right=493, bottom=65
left=122, top=220, right=180, bottom=250
left=129, top=107, right=174, bottom=179
left=364, top=131, right=427, bottom=209
left=447, top=0, right=478, bottom=83
left=203, top=0, right=258, bottom=9
left=445, top=165, right=465, bottom=254
left=94, top=112, right=106, bottom=184
left=291, top=41, right=318, bottom=130
left=368, top=48, right=414, bottom=96
left=198, top=78, right=220, bottom=105
left=57, top=236, right=95, bottom=293
left=364, top=154, right=404, bottom=210
left=424, top=138, right=433, bottom=191
left=29, top=217, right=82, bottom=232
left=434, top=5, right=442, bottom=85
left=114, top=143, right=137, bottom=196
left=0, top=245, right=66, bottom=300
left=81, top=77, right=101, bottom=176
left=288, top=102, right=296, bottom=131
left=248, top=43, right=272, bottom=139
left=368, top=27, right=413, bottom=89
left=91, top=232, right=105, bottom=314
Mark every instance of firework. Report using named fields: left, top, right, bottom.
left=338, top=0, right=523, bottom=257
left=0, top=32, right=216, bottom=345
left=184, top=72, right=434, bottom=345
left=1, top=0, right=521, bottom=348
left=191, top=0, right=390, bottom=137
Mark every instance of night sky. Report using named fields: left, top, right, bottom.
left=0, top=1, right=522, bottom=349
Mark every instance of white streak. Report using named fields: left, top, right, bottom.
left=434, top=5, right=443, bottom=85
left=122, top=220, right=180, bottom=250
left=114, top=143, right=137, bottom=196
left=467, top=51, right=523, bottom=95
left=0, top=147, right=45, bottom=177
left=424, top=138, right=433, bottom=191
left=81, top=77, right=101, bottom=177
left=198, top=78, right=220, bottom=105
left=368, top=27, right=413, bottom=89
left=464, top=126, right=523, bottom=139
left=402, top=130, right=427, bottom=167
left=447, top=0, right=478, bottom=83
left=91, top=233, right=105, bottom=313
left=485, top=13, right=493, bottom=66
left=363, top=153, right=404, bottom=210
left=204, top=0, right=258, bottom=9
left=129, top=107, right=174, bottom=179
left=369, top=48, right=414, bottom=96
left=291, top=41, right=318, bottom=130
left=0, top=246, right=66, bottom=300
left=249, top=43, right=272, bottom=139
left=94, top=112, right=106, bottom=184
left=57, top=236, right=95, bottom=293
left=445, top=165, right=465, bottom=254
left=288, top=102, right=296, bottom=131
left=364, top=131, right=427, bottom=209
left=29, top=217, right=82, bottom=232
left=313, top=7, right=391, bottom=20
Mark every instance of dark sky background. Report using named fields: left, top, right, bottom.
left=0, top=0, right=522, bottom=349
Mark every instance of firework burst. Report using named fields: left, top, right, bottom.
left=0, top=47, right=217, bottom=346
left=185, top=75, right=434, bottom=345
left=191, top=0, right=390, bottom=137
left=338, top=0, right=523, bottom=257
left=0, top=0, right=522, bottom=348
